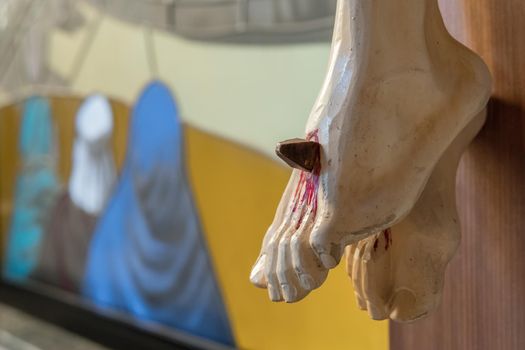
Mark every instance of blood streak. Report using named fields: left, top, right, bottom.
left=384, top=228, right=392, bottom=250
left=372, top=228, right=392, bottom=253
left=291, top=130, right=320, bottom=230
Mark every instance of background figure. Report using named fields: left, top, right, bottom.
left=4, top=96, right=59, bottom=281
left=83, top=82, right=235, bottom=346
left=69, top=94, right=116, bottom=216
left=32, top=95, right=116, bottom=292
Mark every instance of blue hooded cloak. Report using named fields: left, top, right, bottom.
left=82, top=82, right=235, bottom=346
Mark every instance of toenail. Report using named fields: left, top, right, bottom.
left=281, top=284, right=297, bottom=302
left=390, top=289, right=417, bottom=314
left=320, top=253, right=337, bottom=269
left=299, top=274, right=315, bottom=290
left=250, top=268, right=265, bottom=287
left=267, top=284, right=282, bottom=302
left=249, top=255, right=265, bottom=283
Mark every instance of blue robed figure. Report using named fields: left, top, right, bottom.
left=4, top=96, right=59, bottom=281
left=83, top=82, right=235, bottom=346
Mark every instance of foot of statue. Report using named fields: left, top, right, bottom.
left=347, top=110, right=486, bottom=321
left=251, top=0, right=491, bottom=303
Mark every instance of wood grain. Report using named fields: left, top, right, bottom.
left=390, top=0, right=525, bottom=349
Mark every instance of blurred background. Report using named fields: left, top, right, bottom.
left=0, top=1, right=387, bottom=349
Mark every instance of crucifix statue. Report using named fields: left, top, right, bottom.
left=251, top=0, right=491, bottom=322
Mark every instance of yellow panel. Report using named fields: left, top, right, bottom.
left=51, top=97, right=80, bottom=182
left=0, top=104, right=20, bottom=254
left=185, top=127, right=388, bottom=350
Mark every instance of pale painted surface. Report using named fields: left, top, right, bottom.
left=48, top=2, right=330, bottom=158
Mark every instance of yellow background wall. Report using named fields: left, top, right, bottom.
left=0, top=97, right=387, bottom=350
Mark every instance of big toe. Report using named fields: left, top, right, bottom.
left=389, top=289, right=436, bottom=322
left=309, top=219, right=343, bottom=270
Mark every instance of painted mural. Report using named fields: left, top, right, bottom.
left=1, top=84, right=235, bottom=347
left=83, top=82, right=234, bottom=346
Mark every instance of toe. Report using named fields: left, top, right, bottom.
left=260, top=174, right=301, bottom=248
left=345, top=245, right=356, bottom=279
left=309, top=216, right=342, bottom=269
left=388, top=249, right=445, bottom=322
left=255, top=175, right=301, bottom=300
left=276, top=227, right=308, bottom=303
left=264, top=221, right=292, bottom=302
left=346, top=244, right=368, bottom=309
left=290, top=240, right=327, bottom=292
left=291, top=212, right=328, bottom=292
left=264, top=196, right=310, bottom=302
left=389, top=289, right=433, bottom=323
left=265, top=251, right=283, bottom=302
left=352, top=240, right=368, bottom=310
left=250, top=254, right=267, bottom=288
left=362, top=231, right=392, bottom=320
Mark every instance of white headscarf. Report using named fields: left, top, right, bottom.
left=69, top=94, right=116, bottom=215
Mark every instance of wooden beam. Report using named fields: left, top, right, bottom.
left=390, top=0, right=525, bottom=349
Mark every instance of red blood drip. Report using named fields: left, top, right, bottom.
left=373, top=238, right=379, bottom=252
left=384, top=228, right=392, bottom=251
left=291, top=130, right=320, bottom=230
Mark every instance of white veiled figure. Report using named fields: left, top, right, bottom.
left=69, top=94, right=116, bottom=215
